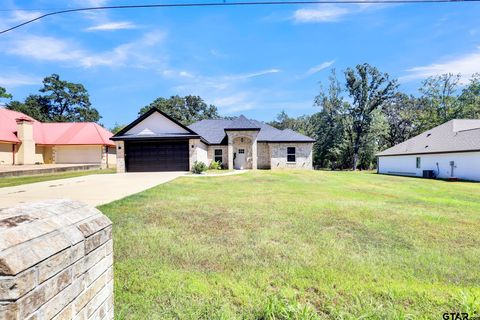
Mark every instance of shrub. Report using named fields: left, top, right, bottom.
left=191, top=161, right=207, bottom=174
left=209, top=160, right=222, bottom=170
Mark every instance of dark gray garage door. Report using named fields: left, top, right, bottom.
left=125, top=140, right=189, bottom=172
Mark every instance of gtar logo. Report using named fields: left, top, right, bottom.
left=442, top=312, right=478, bottom=320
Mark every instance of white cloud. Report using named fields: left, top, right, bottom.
left=293, top=5, right=350, bottom=23
left=305, top=60, right=335, bottom=76
left=8, top=10, right=42, bottom=23
left=0, top=10, right=43, bottom=30
left=210, top=49, right=228, bottom=59
left=0, top=74, right=40, bottom=87
left=401, top=48, right=480, bottom=82
left=162, top=69, right=195, bottom=79
left=3, top=31, right=166, bottom=68
left=162, top=68, right=281, bottom=114
left=226, top=69, right=281, bottom=80
left=84, top=21, right=138, bottom=31
left=292, top=2, right=387, bottom=24
left=6, top=36, right=85, bottom=62
left=75, top=0, right=138, bottom=33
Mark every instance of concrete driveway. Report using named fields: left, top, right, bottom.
left=0, top=172, right=185, bottom=209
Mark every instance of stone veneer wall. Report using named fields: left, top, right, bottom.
left=257, top=142, right=271, bottom=169
left=269, top=142, right=313, bottom=170
left=0, top=200, right=114, bottom=320
left=207, top=146, right=228, bottom=167
left=115, top=141, right=125, bottom=173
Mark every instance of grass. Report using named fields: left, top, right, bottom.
left=98, top=170, right=480, bottom=320
left=0, top=168, right=115, bottom=188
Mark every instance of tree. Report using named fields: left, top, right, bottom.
left=7, top=74, right=101, bottom=123
left=417, top=73, right=460, bottom=130
left=110, top=122, right=126, bottom=134
left=268, top=110, right=315, bottom=137
left=40, top=74, right=100, bottom=122
left=344, top=63, right=398, bottom=170
left=313, top=70, right=347, bottom=169
left=7, top=95, right=50, bottom=122
left=380, top=93, right=420, bottom=148
left=0, top=87, right=12, bottom=102
left=458, top=73, right=480, bottom=119
left=139, top=95, right=220, bottom=125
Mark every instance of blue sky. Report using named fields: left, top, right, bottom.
left=1, top=0, right=480, bottom=128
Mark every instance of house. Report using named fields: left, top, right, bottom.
left=0, top=108, right=116, bottom=167
left=377, top=119, right=480, bottom=181
left=111, top=108, right=315, bottom=172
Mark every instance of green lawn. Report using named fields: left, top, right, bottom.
left=0, top=168, right=115, bottom=188
left=98, top=171, right=480, bottom=320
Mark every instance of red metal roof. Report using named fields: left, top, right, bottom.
left=0, top=108, right=114, bottom=146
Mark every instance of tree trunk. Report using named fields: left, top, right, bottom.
left=353, top=140, right=360, bottom=171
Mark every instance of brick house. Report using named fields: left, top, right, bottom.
left=112, top=108, right=315, bottom=172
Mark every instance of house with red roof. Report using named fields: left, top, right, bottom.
left=0, top=108, right=116, bottom=166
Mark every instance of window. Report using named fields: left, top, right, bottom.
left=214, top=149, right=223, bottom=163
left=416, top=157, right=421, bottom=169
left=238, top=149, right=245, bottom=154
left=287, top=147, right=296, bottom=162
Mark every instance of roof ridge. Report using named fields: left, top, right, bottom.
left=92, top=122, right=110, bottom=145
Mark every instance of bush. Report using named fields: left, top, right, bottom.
left=209, top=160, right=222, bottom=170
left=191, top=161, right=207, bottom=174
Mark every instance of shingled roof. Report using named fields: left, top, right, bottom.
left=224, top=115, right=260, bottom=130
left=188, top=116, right=315, bottom=144
left=0, top=108, right=114, bottom=146
left=377, top=119, right=480, bottom=156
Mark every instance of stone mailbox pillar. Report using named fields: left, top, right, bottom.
left=0, top=200, right=114, bottom=320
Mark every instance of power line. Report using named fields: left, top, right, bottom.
left=1, top=0, right=477, bottom=35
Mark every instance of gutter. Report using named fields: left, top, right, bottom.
left=376, top=148, right=480, bottom=157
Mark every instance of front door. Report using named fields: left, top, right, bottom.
left=234, top=148, right=246, bottom=169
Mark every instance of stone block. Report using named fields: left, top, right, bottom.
left=85, top=227, right=112, bottom=254
left=0, top=200, right=113, bottom=320
left=18, top=268, right=72, bottom=319
left=37, top=242, right=84, bottom=284
left=0, top=268, right=37, bottom=300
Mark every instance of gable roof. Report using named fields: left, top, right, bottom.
left=111, top=107, right=200, bottom=141
left=377, top=119, right=480, bottom=156
left=188, top=116, right=315, bottom=144
left=0, top=108, right=114, bottom=145
left=224, top=115, right=260, bottom=131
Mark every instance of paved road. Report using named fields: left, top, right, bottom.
left=0, top=172, right=185, bottom=209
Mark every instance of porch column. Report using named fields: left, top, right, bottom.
left=228, top=140, right=234, bottom=170
left=252, top=139, right=257, bottom=170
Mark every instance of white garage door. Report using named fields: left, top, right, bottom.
left=56, top=146, right=101, bottom=164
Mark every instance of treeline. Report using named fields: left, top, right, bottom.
left=2, top=74, right=101, bottom=123
left=269, top=64, right=480, bottom=170
left=2, top=66, right=479, bottom=171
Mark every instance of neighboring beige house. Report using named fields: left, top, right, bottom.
left=0, top=108, right=116, bottom=167
left=111, top=108, right=315, bottom=172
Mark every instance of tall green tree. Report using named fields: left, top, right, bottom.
left=268, top=110, right=315, bottom=137
left=7, top=74, right=101, bottom=122
left=344, top=63, right=398, bottom=170
left=381, top=93, right=420, bottom=148
left=417, top=73, right=460, bottom=131
left=458, top=73, right=480, bottom=119
left=313, top=70, right=347, bottom=169
left=7, top=95, right=50, bottom=122
left=139, top=95, right=220, bottom=125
